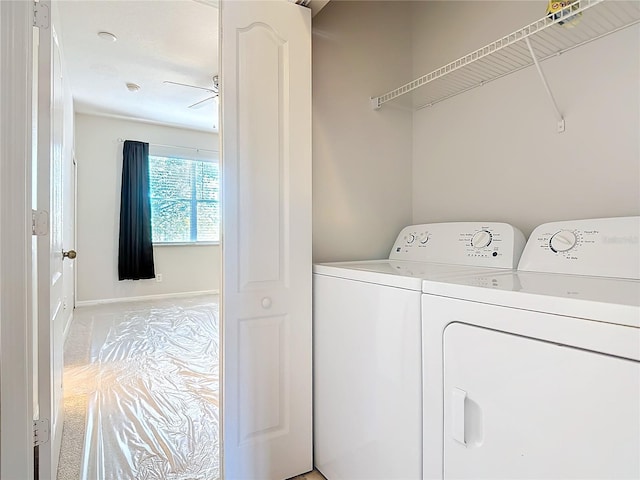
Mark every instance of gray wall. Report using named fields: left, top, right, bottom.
left=411, top=1, right=640, bottom=236
left=312, top=1, right=639, bottom=261
left=312, top=1, right=414, bottom=262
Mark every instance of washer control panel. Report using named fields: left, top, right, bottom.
left=518, top=216, right=640, bottom=279
left=389, top=222, right=526, bottom=269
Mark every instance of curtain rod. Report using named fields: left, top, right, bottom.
left=117, top=138, right=218, bottom=154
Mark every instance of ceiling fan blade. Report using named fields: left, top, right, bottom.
left=163, top=80, right=215, bottom=93
left=188, top=95, right=218, bottom=109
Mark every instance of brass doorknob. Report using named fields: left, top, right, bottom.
left=63, top=249, right=77, bottom=260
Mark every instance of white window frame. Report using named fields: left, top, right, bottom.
left=148, top=145, right=220, bottom=246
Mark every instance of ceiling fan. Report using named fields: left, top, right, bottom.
left=163, top=75, right=219, bottom=109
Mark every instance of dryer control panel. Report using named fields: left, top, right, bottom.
left=389, top=222, right=526, bottom=269
left=518, top=216, right=640, bottom=279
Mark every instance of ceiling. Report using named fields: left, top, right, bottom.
left=57, top=0, right=219, bottom=132
left=57, top=0, right=330, bottom=133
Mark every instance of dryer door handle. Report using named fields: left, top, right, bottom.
left=452, top=387, right=467, bottom=446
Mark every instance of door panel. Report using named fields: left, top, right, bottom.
left=50, top=30, right=64, bottom=447
left=36, top=7, right=65, bottom=477
left=237, top=23, right=287, bottom=290
left=238, top=314, right=290, bottom=443
left=220, top=1, right=312, bottom=478
left=443, top=323, right=640, bottom=479
left=61, top=101, right=76, bottom=333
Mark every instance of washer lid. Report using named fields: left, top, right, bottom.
left=422, top=270, right=640, bottom=328
left=314, top=260, right=502, bottom=291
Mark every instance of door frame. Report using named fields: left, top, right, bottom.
left=0, top=2, right=37, bottom=479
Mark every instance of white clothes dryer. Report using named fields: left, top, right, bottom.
left=313, top=222, right=525, bottom=480
left=421, top=216, right=640, bottom=480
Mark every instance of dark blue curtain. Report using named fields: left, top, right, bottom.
left=118, top=140, right=155, bottom=280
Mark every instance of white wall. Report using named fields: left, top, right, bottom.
left=75, top=113, right=220, bottom=303
left=411, top=1, right=640, bottom=236
left=312, top=1, right=413, bottom=262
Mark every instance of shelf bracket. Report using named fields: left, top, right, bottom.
left=525, top=37, right=565, bottom=133
left=371, top=97, right=382, bottom=110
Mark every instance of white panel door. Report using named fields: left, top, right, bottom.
left=35, top=11, right=65, bottom=479
left=61, top=121, right=75, bottom=333
left=443, top=323, right=640, bottom=479
left=220, top=1, right=312, bottom=479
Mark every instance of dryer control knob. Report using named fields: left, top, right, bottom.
left=471, top=230, right=492, bottom=249
left=419, top=232, right=430, bottom=244
left=406, top=234, right=416, bottom=244
left=549, top=230, right=577, bottom=253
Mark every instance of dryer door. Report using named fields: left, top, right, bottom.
left=443, top=322, right=640, bottom=479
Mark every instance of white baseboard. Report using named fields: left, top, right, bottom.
left=75, top=289, right=219, bottom=308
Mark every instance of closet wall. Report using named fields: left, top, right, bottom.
left=312, top=1, right=413, bottom=263
left=75, top=113, right=220, bottom=304
left=411, top=1, right=640, bottom=235
left=313, top=1, right=639, bottom=258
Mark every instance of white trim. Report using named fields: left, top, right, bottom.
left=75, top=108, right=218, bottom=134
left=153, top=241, right=220, bottom=247
left=145, top=142, right=219, bottom=157
left=75, top=289, right=219, bottom=308
left=0, top=2, right=35, bottom=479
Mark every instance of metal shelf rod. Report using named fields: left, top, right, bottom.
left=414, top=19, right=639, bottom=111
left=524, top=37, right=565, bottom=133
left=372, top=0, right=639, bottom=114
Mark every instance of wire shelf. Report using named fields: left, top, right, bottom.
left=371, top=0, right=640, bottom=111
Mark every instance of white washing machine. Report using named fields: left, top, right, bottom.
left=421, top=216, right=640, bottom=479
left=313, top=222, right=526, bottom=480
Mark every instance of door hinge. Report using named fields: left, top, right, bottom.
left=33, top=419, right=50, bottom=447
left=32, top=209, right=49, bottom=236
left=33, top=2, right=50, bottom=29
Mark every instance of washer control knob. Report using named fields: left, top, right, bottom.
left=406, top=234, right=416, bottom=244
left=419, top=232, right=429, bottom=244
left=471, top=230, right=492, bottom=249
left=549, top=230, right=577, bottom=253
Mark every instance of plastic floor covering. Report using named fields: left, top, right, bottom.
left=62, top=297, right=219, bottom=480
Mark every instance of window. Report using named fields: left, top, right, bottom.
left=148, top=155, right=219, bottom=243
